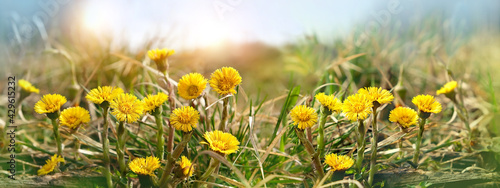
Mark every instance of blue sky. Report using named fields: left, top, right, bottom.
left=1, top=0, right=499, bottom=51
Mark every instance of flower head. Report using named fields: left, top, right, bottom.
left=19, top=79, right=39, bottom=94
left=178, top=73, right=208, bottom=100
left=177, top=156, right=194, bottom=177
left=358, top=87, right=394, bottom=107
left=412, top=94, right=442, bottom=115
left=324, top=153, right=354, bottom=172
left=147, top=48, right=175, bottom=73
left=342, top=93, right=373, bottom=121
left=142, top=92, right=168, bottom=114
left=315, top=93, right=342, bottom=113
left=34, top=94, right=67, bottom=115
left=38, top=154, right=65, bottom=175
left=110, top=93, right=144, bottom=123
left=389, top=107, right=418, bottom=129
left=209, top=67, right=242, bottom=96
left=170, top=106, right=200, bottom=132
left=60, top=106, right=91, bottom=129
left=436, top=81, right=457, bottom=95
left=290, top=105, right=318, bottom=129
left=201, top=130, right=240, bottom=155
left=128, top=156, right=161, bottom=176
left=85, top=86, right=124, bottom=106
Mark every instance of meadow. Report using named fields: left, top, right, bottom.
left=1, top=16, right=500, bottom=188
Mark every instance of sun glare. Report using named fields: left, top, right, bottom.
left=190, top=22, right=232, bottom=48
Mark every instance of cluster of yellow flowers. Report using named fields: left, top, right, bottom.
left=31, top=61, right=243, bottom=179
left=288, top=83, right=449, bottom=173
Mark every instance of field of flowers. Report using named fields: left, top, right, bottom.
left=2, top=14, right=500, bottom=188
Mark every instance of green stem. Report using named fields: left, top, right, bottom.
left=200, top=157, right=222, bottom=181
left=219, top=97, right=230, bottom=132
left=295, top=128, right=325, bottom=179
left=368, top=109, right=379, bottom=186
left=355, top=120, right=366, bottom=173
left=101, top=107, right=113, bottom=188
left=154, top=111, right=165, bottom=161
left=413, top=118, right=426, bottom=166
left=51, top=118, right=63, bottom=157
left=317, top=106, right=330, bottom=159
left=158, top=131, right=193, bottom=187
left=116, top=121, right=127, bottom=179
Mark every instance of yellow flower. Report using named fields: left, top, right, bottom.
left=142, top=92, right=169, bottom=114
left=201, top=130, right=240, bottom=155
left=85, top=86, right=124, bottom=105
left=315, top=93, right=342, bottom=113
left=60, top=106, right=91, bottom=129
left=358, top=87, right=394, bottom=106
left=342, top=93, right=373, bottom=121
left=436, top=81, right=457, bottom=95
left=38, top=154, right=65, bottom=175
left=209, top=67, right=242, bottom=96
left=178, top=73, right=208, bottom=100
left=147, top=48, right=175, bottom=73
left=170, top=106, right=200, bottom=132
left=34, top=94, right=67, bottom=114
left=290, top=105, right=318, bottom=129
left=19, top=79, right=39, bottom=94
left=389, top=107, right=418, bottom=128
left=110, top=93, right=144, bottom=123
left=128, top=156, right=161, bottom=176
left=178, top=156, right=194, bottom=177
left=324, top=153, right=354, bottom=172
left=412, top=95, right=442, bottom=114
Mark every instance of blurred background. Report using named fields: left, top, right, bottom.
left=1, top=0, right=500, bottom=135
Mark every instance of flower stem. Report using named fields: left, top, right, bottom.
left=158, top=131, right=193, bottom=187
left=116, top=121, right=127, bottom=179
left=413, top=118, right=426, bottom=166
left=317, top=106, right=330, bottom=159
left=200, top=157, right=222, bottom=181
left=355, top=120, right=366, bottom=173
left=219, top=97, right=229, bottom=132
left=51, top=118, right=63, bottom=157
left=154, top=111, right=165, bottom=161
left=368, top=109, right=379, bottom=186
left=101, top=107, right=113, bottom=188
left=295, top=128, right=325, bottom=179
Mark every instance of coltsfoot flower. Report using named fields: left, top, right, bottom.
left=324, top=153, right=354, bottom=172
left=128, top=156, right=161, bottom=176
left=178, top=156, right=194, bottom=177
left=142, top=92, right=168, bottom=114
left=110, top=93, right=144, bottom=123
left=178, top=73, right=208, bottom=100
left=34, top=94, right=67, bottom=115
left=290, top=105, right=318, bottom=129
left=315, top=93, right=342, bottom=113
left=201, top=130, right=240, bottom=155
left=389, top=107, right=418, bottom=129
left=147, top=48, right=175, bottom=73
left=19, top=79, right=40, bottom=94
left=170, top=106, right=200, bottom=132
left=342, top=93, right=373, bottom=121
left=85, top=86, right=124, bottom=106
left=412, top=94, right=442, bottom=116
left=38, top=154, right=65, bottom=175
left=209, top=67, right=242, bottom=96
left=60, top=106, right=91, bottom=129
left=358, top=87, right=394, bottom=107
left=436, top=81, right=457, bottom=95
